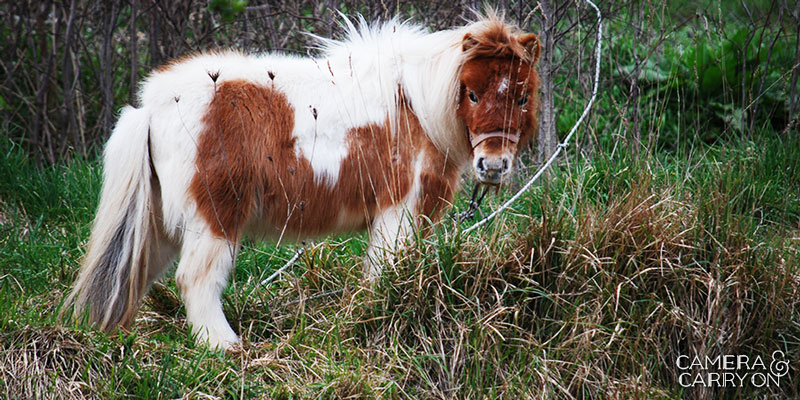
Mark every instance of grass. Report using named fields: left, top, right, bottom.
left=1, top=131, right=798, bottom=399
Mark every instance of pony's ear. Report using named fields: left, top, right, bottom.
left=519, top=34, right=541, bottom=64
left=462, top=33, right=480, bottom=52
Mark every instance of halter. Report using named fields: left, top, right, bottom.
left=469, top=130, right=521, bottom=149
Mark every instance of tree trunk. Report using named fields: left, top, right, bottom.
left=537, top=0, right=558, bottom=164
left=99, top=1, right=120, bottom=138
left=60, top=0, right=80, bottom=157
left=130, top=0, right=139, bottom=106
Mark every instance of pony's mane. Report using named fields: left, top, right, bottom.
left=312, top=12, right=530, bottom=166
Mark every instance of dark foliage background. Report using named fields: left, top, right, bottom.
left=3, top=0, right=797, bottom=166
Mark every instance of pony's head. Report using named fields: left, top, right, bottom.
left=457, top=20, right=540, bottom=185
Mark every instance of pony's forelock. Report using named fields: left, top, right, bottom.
left=461, top=12, right=538, bottom=64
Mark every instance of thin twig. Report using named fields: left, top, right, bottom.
left=260, top=247, right=305, bottom=286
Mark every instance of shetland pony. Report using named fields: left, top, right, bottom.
left=67, top=14, right=541, bottom=349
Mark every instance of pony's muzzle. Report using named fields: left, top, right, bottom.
left=470, top=130, right=519, bottom=184
left=474, top=154, right=512, bottom=184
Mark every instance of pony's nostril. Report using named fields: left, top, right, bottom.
left=476, top=157, right=486, bottom=172
left=502, top=158, right=509, bottom=171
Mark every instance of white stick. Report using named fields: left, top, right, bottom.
left=260, top=247, right=305, bottom=286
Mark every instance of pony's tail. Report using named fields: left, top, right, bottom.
left=65, top=105, right=158, bottom=331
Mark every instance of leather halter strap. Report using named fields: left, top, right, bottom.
left=469, top=130, right=521, bottom=149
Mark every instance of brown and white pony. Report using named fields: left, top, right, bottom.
left=67, top=14, right=540, bottom=349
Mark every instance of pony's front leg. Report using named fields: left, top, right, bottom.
left=363, top=204, right=416, bottom=281
left=175, top=229, right=240, bottom=350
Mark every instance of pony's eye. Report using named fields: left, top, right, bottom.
left=468, top=90, right=479, bottom=103
left=518, top=93, right=528, bottom=107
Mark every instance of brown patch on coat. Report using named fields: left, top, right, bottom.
left=190, top=80, right=462, bottom=241
left=418, top=171, right=456, bottom=221
left=190, top=80, right=279, bottom=240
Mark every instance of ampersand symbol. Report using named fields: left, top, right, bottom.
left=770, top=350, right=789, bottom=377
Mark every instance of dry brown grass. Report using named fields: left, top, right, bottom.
left=1, top=325, right=108, bottom=399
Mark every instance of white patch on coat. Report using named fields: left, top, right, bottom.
left=498, top=77, right=509, bottom=94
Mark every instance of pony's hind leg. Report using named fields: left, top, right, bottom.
left=174, top=228, right=240, bottom=350
left=145, top=234, right=179, bottom=285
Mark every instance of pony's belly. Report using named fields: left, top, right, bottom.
left=246, top=200, right=371, bottom=242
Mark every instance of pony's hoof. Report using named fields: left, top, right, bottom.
left=194, top=327, right=241, bottom=351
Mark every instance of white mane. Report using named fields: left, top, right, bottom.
left=315, top=15, right=474, bottom=166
